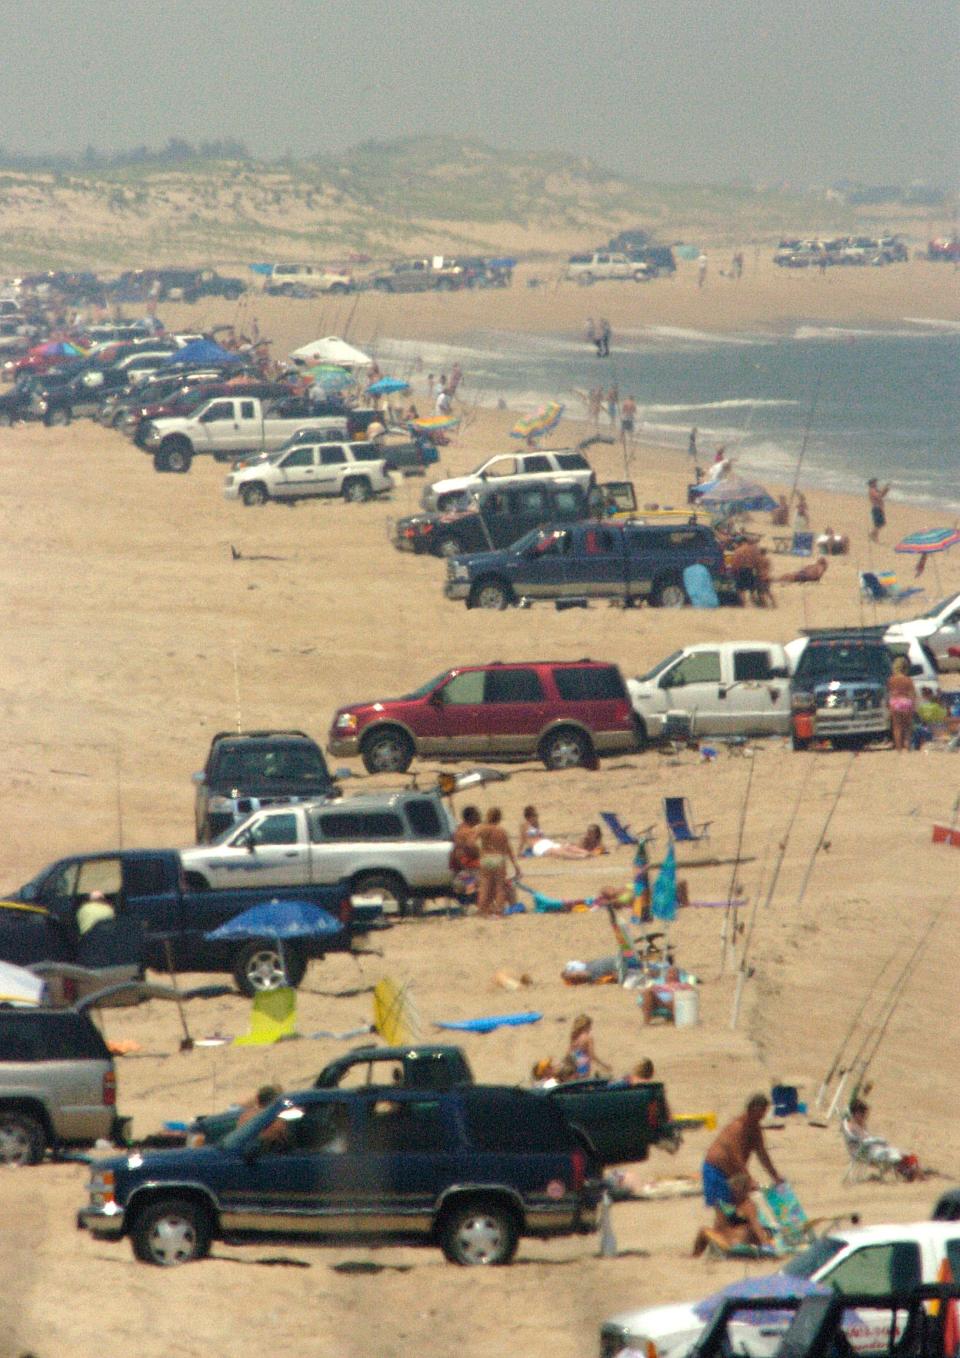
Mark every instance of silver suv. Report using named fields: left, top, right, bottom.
left=224, top=440, right=393, bottom=506
left=180, top=790, right=455, bottom=914
left=0, top=1009, right=120, bottom=1164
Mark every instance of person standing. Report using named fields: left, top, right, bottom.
left=586, top=318, right=599, bottom=355
left=620, top=395, right=637, bottom=439
left=868, top=479, right=890, bottom=542
left=697, top=253, right=708, bottom=288
left=599, top=318, right=611, bottom=357
left=702, top=1093, right=783, bottom=1230
left=476, top=808, right=519, bottom=917
left=606, top=384, right=619, bottom=427
left=567, top=1014, right=611, bottom=1078
left=688, top=426, right=698, bottom=461
left=887, top=657, right=917, bottom=752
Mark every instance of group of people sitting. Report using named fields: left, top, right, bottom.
left=531, top=1014, right=657, bottom=1088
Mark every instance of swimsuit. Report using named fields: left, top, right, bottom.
left=702, top=1161, right=733, bottom=1207
left=479, top=853, right=505, bottom=871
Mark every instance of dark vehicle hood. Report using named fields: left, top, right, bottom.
left=106, top=1144, right=238, bottom=1178
left=210, top=775, right=334, bottom=796
left=398, top=507, right=477, bottom=531
left=450, top=547, right=514, bottom=569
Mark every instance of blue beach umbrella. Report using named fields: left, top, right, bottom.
left=367, top=376, right=411, bottom=395
left=697, top=476, right=777, bottom=514
left=204, top=899, right=343, bottom=943
left=694, top=1275, right=831, bottom=1326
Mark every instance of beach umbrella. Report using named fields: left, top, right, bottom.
left=204, top=899, right=343, bottom=984
left=308, top=363, right=354, bottom=391
left=367, top=376, right=410, bottom=395
left=694, top=1275, right=830, bottom=1325
left=697, top=476, right=777, bottom=514
left=411, top=413, right=460, bottom=433
left=895, top=528, right=960, bottom=556
left=511, top=401, right=564, bottom=442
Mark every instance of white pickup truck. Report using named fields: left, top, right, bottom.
left=627, top=643, right=792, bottom=742
left=179, top=791, right=455, bottom=912
left=140, top=395, right=348, bottom=473
left=601, top=1220, right=960, bottom=1358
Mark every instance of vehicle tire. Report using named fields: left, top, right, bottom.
left=434, top=534, right=462, bottom=559
left=162, top=441, right=193, bottom=474
left=436, top=278, right=455, bottom=292
left=360, top=726, right=415, bottom=774
left=373, top=280, right=392, bottom=293
left=183, top=873, right=209, bottom=892
left=343, top=477, right=372, bottom=503
left=45, top=406, right=71, bottom=426
left=232, top=941, right=306, bottom=997
left=580, top=272, right=594, bottom=284
left=468, top=579, right=510, bottom=610
left=131, top=1197, right=211, bottom=1267
left=111, top=410, right=128, bottom=429
left=0, top=1109, right=45, bottom=1166
left=633, top=270, right=650, bottom=282
left=153, top=450, right=170, bottom=472
left=328, top=283, right=349, bottom=294
left=439, top=1198, right=519, bottom=1266
left=539, top=726, right=593, bottom=771
left=350, top=869, right=411, bottom=917
left=241, top=482, right=269, bottom=507
left=792, top=735, right=811, bottom=752
left=652, top=577, right=687, bottom=608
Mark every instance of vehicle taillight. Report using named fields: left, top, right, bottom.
left=571, top=1148, right=585, bottom=1191
left=103, top=1070, right=116, bottom=1107
left=338, top=894, right=353, bottom=926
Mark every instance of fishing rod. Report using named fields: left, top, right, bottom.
left=720, top=752, right=757, bottom=974
left=789, top=372, right=822, bottom=504
left=792, top=751, right=856, bottom=917
left=761, top=756, right=815, bottom=911
left=814, top=946, right=897, bottom=1112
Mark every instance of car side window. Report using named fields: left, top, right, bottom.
left=439, top=671, right=485, bottom=705
left=583, top=527, right=617, bottom=555
left=553, top=489, right=580, bottom=516
left=201, top=401, right=233, bottom=422
left=522, top=456, right=551, bottom=474
left=248, top=813, right=299, bottom=846
left=280, top=1101, right=352, bottom=1154
left=483, top=457, right=516, bottom=479
left=320, top=446, right=345, bottom=466
left=733, top=650, right=774, bottom=681
left=312, top=811, right=405, bottom=840
left=484, top=668, right=544, bottom=703
left=404, top=798, right=444, bottom=837
left=664, top=652, right=722, bottom=686
left=240, top=401, right=256, bottom=420
left=821, top=1242, right=921, bottom=1295
left=514, top=489, right=547, bottom=516
left=363, top=1098, right=448, bottom=1153
left=282, top=448, right=315, bottom=469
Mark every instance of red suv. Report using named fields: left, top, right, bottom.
left=328, top=661, right=638, bottom=773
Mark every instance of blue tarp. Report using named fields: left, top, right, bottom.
left=162, top=338, right=244, bottom=368
left=684, top=564, right=719, bottom=608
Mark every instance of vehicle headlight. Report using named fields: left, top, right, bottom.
left=145, top=426, right=160, bottom=445
left=452, top=564, right=469, bottom=579
left=336, top=713, right=358, bottom=732
left=37, top=399, right=47, bottom=413
left=88, top=1168, right=116, bottom=1208
left=208, top=795, right=236, bottom=812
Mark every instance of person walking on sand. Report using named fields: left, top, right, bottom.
left=697, top=253, right=708, bottom=288
left=586, top=317, right=600, bottom=355
left=688, top=427, right=698, bottom=461
left=476, top=807, right=519, bottom=916
left=588, top=386, right=603, bottom=429
left=599, top=318, right=611, bottom=357
left=887, top=656, right=917, bottom=752
left=868, top=478, right=890, bottom=542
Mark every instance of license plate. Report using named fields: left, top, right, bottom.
left=821, top=706, right=854, bottom=719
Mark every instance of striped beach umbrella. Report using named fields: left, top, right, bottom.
left=511, top=401, right=564, bottom=442
left=894, top=528, right=960, bottom=555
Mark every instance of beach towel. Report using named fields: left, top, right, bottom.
left=683, top=564, right=719, bottom=608
left=234, top=987, right=297, bottom=1046
left=435, top=1012, right=542, bottom=1034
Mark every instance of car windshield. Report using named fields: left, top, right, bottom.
left=780, top=1236, right=846, bottom=1278
left=637, top=651, right=683, bottom=682
left=794, top=644, right=891, bottom=684
left=220, top=1100, right=289, bottom=1152
left=400, top=671, right=451, bottom=701
left=507, top=528, right=549, bottom=553
left=917, top=595, right=958, bottom=620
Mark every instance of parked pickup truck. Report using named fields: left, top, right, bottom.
left=787, top=635, right=892, bottom=750
left=627, top=642, right=792, bottom=743
left=601, top=1221, right=960, bottom=1358
left=179, top=791, right=455, bottom=915
left=139, top=394, right=349, bottom=472
left=395, top=479, right=636, bottom=557
left=194, top=1043, right=676, bottom=1167
left=0, top=849, right=381, bottom=996
left=79, top=1083, right=601, bottom=1267
left=444, top=520, right=728, bottom=610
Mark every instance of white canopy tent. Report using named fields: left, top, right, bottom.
left=289, top=335, right=372, bottom=368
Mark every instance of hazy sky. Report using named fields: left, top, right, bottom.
left=4, top=0, right=957, bottom=186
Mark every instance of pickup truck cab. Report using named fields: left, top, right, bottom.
left=423, top=448, right=595, bottom=512
left=223, top=439, right=392, bottom=506
left=887, top=593, right=960, bottom=672
left=601, top=1221, right=960, bottom=1358
left=141, top=395, right=348, bottom=473
left=445, top=520, right=727, bottom=610
left=628, top=643, right=792, bottom=743
left=395, top=479, right=635, bottom=557
left=0, top=848, right=375, bottom=995
left=179, top=791, right=455, bottom=914
left=79, top=1084, right=600, bottom=1267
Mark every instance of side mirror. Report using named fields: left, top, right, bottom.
left=191, top=771, right=205, bottom=785
left=428, top=690, right=444, bottom=707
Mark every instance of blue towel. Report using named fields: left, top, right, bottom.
left=683, top=564, right=719, bottom=608
left=435, top=1012, right=543, bottom=1034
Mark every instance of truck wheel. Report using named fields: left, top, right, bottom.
left=241, top=482, right=268, bottom=507
left=439, top=1198, right=518, bottom=1265
left=163, top=442, right=193, bottom=474
left=468, top=579, right=510, bottom=610
left=343, top=477, right=372, bottom=503
left=434, top=535, right=462, bottom=558
left=183, top=873, right=209, bottom=892
left=351, top=869, right=410, bottom=917
left=539, top=726, right=593, bottom=770
left=153, top=450, right=170, bottom=472
left=232, top=942, right=306, bottom=997
left=327, top=283, right=349, bottom=294
left=579, top=272, right=594, bottom=284
left=652, top=577, right=687, bottom=608
left=0, top=1110, right=45, bottom=1165
left=360, top=726, right=414, bottom=774
left=131, top=1198, right=211, bottom=1266
left=45, top=407, right=71, bottom=426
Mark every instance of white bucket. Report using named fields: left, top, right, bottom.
left=673, top=987, right=700, bottom=1028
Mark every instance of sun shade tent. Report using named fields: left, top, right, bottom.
left=289, top=336, right=372, bottom=368
left=695, top=477, right=778, bottom=514
left=161, top=338, right=243, bottom=367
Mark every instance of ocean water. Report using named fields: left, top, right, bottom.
left=376, top=323, right=960, bottom=511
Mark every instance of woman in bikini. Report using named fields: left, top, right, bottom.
left=887, top=656, right=917, bottom=752
left=476, top=807, right=519, bottom=916
left=518, top=805, right=595, bottom=860
left=567, top=1014, right=612, bottom=1079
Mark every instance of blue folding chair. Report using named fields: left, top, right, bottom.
left=790, top=531, right=814, bottom=556
left=600, top=812, right=638, bottom=846
left=664, top=797, right=711, bottom=844
left=859, top=571, right=923, bottom=606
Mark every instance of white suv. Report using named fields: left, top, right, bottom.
left=566, top=251, right=649, bottom=282
left=224, top=440, right=393, bottom=506
left=264, top=263, right=353, bottom=295
left=422, top=449, right=594, bottom=511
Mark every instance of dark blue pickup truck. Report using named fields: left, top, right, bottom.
left=78, top=1084, right=601, bottom=1266
left=0, top=848, right=380, bottom=995
left=444, top=520, right=728, bottom=609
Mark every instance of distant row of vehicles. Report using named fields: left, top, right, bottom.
left=774, top=235, right=908, bottom=267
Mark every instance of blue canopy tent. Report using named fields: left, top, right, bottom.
left=162, top=338, right=244, bottom=368
left=696, top=476, right=777, bottom=515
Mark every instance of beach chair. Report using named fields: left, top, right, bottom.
left=791, top=531, right=814, bottom=556
left=600, top=812, right=638, bottom=846
left=664, top=797, right=711, bottom=844
left=234, top=986, right=298, bottom=1046
left=840, top=1117, right=898, bottom=1183
left=860, top=571, right=924, bottom=606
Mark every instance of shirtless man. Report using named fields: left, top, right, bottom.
left=701, top=1093, right=783, bottom=1247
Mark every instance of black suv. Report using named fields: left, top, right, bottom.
left=0, top=1009, right=121, bottom=1164
left=193, top=730, right=336, bottom=841
left=79, top=1084, right=600, bottom=1265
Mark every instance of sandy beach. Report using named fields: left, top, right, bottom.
left=1, top=268, right=959, bottom=1358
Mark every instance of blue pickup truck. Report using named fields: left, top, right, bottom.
left=78, top=1084, right=601, bottom=1267
left=0, top=848, right=381, bottom=995
left=444, top=520, right=728, bottom=610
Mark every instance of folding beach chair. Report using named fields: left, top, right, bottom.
left=860, top=571, right=923, bottom=606
left=664, top=797, right=711, bottom=844
left=234, top=986, right=297, bottom=1046
left=600, top=812, right=638, bottom=846
left=840, top=1118, right=898, bottom=1184
left=790, top=531, right=814, bottom=556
